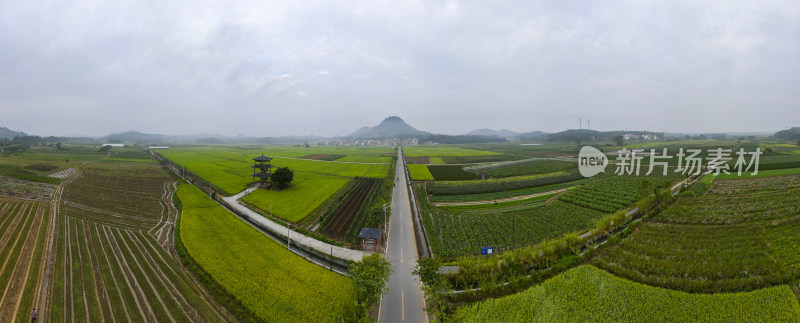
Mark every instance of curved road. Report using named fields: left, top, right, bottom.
left=379, top=147, right=427, bottom=323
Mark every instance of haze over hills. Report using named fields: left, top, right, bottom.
left=2, top=118, right=794, bottom=145
left=465, top=129, right=520, bottom=138
left=0, top=126, right=26, bottom=139
left=346, top=116, right=429, bottom=138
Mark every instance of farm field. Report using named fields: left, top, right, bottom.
left=427, top=165, right=476, bottom=181
left=0, top=198, right=49, bottom=322
left=408, top=164, right=434, bottom=181
left=427, top=171, right=582, bottom=196
left=453, top=265, right=800, bottom=322
left=429, top=178, right=590, bottom=203
left=403, top=146, right=503, bottom=157
left=50, top=162, right=228, bottom=322
left=466, top=159, right=576, bottom=178
left=241, top=172, right=350, bottom=223
left=158, top=146, right=393, bottom=195
left=177, top=184, right=356, bottom=322
left=158, top=146, right=394, bottom=224
left=715, top=167, right=800, bottom=180
left=592, top=175, right=800, bottom=293
left=420, top=185, right=605, bottom=258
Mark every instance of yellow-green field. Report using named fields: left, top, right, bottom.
left=178, top=184, right=356, bottom=322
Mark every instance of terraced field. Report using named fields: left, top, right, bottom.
left=49, top=164, right=228, bottom=322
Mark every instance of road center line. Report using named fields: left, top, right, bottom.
left=402, top=289, right=405, bottom=321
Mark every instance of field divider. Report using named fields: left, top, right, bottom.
left=220, top=188, right=366, bottom=263
left=433, top=188, right=569, bottom=207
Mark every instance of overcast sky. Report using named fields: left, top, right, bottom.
left=1, top=1, right=798, bottom=137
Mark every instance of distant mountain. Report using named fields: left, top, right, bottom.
left=0, top=126, right=27, bottom=139
left=775, top=127, right=800, bottom=141
left=105, top=131, right=171, bottom=143
left=466, top=129, right=519, bottom=138
left=517, top=130, right=547, bottom=141
left=346, top=116, right=428, bottom=138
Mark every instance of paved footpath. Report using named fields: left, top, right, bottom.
left=221, top=189, right=367, bottom=262
left=379, top=147, right=427, bottom=323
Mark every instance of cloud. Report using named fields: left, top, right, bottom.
left=0, top=0, right=798, bottom=136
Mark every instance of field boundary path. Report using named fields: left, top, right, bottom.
left=221, top=190, right=367, bottom=262
left=379, top=147, right=428, bottom=323
left=432, top=188, right=568, bottom=207
left=38, top=172, right=78, bottom=323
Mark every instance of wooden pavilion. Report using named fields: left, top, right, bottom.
left=251, top=154, right=274, bottom=187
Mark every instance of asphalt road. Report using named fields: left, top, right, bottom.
left=378, top=147, right=427, bottom=323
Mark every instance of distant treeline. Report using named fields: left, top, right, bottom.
left=421, top=134, right=507, bottom=144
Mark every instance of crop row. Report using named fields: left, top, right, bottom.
left=593, top=218, right=800, bottom=293
left=428, top=171, right=582, bottom=196
left=471, top=159, right=577, bottom=178
left=0, top=199, right=49, bottom=323
left=559, top=176, right=664, bottom=213
left=454, top=265, right=800, bottom=322
left=437, top=194, right=553, bottom=215
left=708, top=175, right=800, bottom=194
left=422, top=195, right=603, bottom=258
left=429, top=178, right=590, bottom=203
left=427, top=165, right=476, bottom=181
left=654, top=190, right=800, bottom=225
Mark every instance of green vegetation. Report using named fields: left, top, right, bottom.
left=422, top=190, right=604, bottom=258
left=270, top=166, right=294, bottom=189
left=429, top=157, right=445, bottom=164
left=348, top=254, right=392, bottom=321
left=403, top=146, right=502, bottom=157
left=427, top=165, right=476, bottom=181
left=0, top=199, right=50, bottom=323
left=593, top=175, right=800, bottom=293
left=559, top=176, right=667, bottom=213
left=709, top=175, right=800, bottom=194
left=408, top=164, right=434, bottom=181
left=159, top=146, right=394, bottom=223
left=159, top=146, right=392, bottom=195
left=178, top=184, right=356, bottom=322
left=437, top=193, right=553, bottom=214
left=715, top=167, right=800, bottom=180
left=242, top=172, right=349, bottom=223
left=453, top=265, right=800, bottom=322
left=51, top=161, right=224, bottom=323
left=428, top=171, right=581, bottom=196
left=469, top=159, right=576, bottom=177
left=429, top=179, right=589, bottom=203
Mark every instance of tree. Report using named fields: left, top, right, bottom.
left=348, top=254, right=392, bottom=320
left=271, top=167, right=294, bottom=190
left=413, top=258, right=452, bottom=321
left=614, top=135, right=624, bottom=146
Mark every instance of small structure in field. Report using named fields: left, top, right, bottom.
left=358, top=228, right=382, bottom=252
left=102, top=144, right=125, bottom=148
left=251, top=154, right=274, bottom=188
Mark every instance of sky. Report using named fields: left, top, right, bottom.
left=1, top=0, right=799, bottom=137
